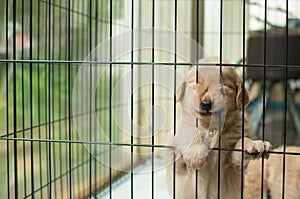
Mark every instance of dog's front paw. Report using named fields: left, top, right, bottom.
left=245, top=140, right=272, bottom=159
left=232, top=138, right=272, bottom=167
left=182, top=142, right=210, bottom=170
left=183, top=152, right=209, bottom=170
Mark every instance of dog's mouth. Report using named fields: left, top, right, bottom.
left=199, top=111, right=212, bottom=116
left=197, top=109, right=224, bottom=117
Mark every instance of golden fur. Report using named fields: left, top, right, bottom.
left=167, top=58, right=272, bottom=199
left=244, top=158, right=269, bottom=199
left=245, top=145, right=300, bottom=199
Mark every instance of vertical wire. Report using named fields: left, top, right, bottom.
left=109, top=0, right=113, bottom=198
left=137, top=0, right=142, bottom=164
left=51, top=1, right=57, bottom=197
left=195, top=0, right=199, bottom=197
left=130, top=0, right=134, bottom=198
left=219, top=0, right=223, bottom=64
left=151, top=0, right=155, bottom=198
left=89, top=0, right=93, bottom=197
left=12, top=0, right=19, bottom=197
left=241, top=0, right=246, bottom=197
left=58, top=0, right=63, bottom=197
left=6, top=0, right=10, bottom=196
left=94, top=0, right=99, bottom=195
left=29, top=0, right=34, bottom=196
left=21, top=0, right=27, bottom=196
left=67, top=0, right=72, bottom=198
left=65, top=0, right=70, bottom=196
left=44, top=0, right=50, bottom=196
left=218, top=0, right=223, bottom=198
left=173, top=0, right=177, bottom=198
left=85, top=1, right=89, bottom=193
left=99, top=0, right=103, bottom=196
left=48, top=0, right=52, bottom=197
left=282, top=0, right=289, bottom=198
left=100, top=1, right=106, bottom=197
left=75, top=0, right=80, bottom=196
left=86, top=3, right=90, bottom=191
left=261, top=0, right=267, bottom=198
left=80, top=1, right=85, bottom=196
left=84, top=7, right=88, bottom=196
left=37, top=1, right=43, bottom=197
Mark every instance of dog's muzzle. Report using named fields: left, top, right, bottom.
left=198, top=100, right=224, bottom=117
left=200, top=100, right=213, bottom=112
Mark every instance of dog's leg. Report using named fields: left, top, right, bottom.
left=232, top=137, right=272, bottom=167
left=181, top=131, right=212, bottom=170
left=167, top=149, right=197, bottom=199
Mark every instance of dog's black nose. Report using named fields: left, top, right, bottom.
left=201, top=100, right=212, bottom=111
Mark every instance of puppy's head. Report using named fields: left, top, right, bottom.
left=177, top=62, right=249, bottom=128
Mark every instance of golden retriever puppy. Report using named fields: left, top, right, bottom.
left=245, top=145, right=300, bottom=199
left=167, top=58, right=272, bottom=199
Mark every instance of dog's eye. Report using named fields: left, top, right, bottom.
left=224, top=85, right=235, bottom=95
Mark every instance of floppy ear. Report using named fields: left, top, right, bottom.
left=236, top=82, right=249, bottom=110
left=176, top=81, right=186, bottom=102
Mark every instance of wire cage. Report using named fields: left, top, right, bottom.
left=1, top=0, right=300, bottom=199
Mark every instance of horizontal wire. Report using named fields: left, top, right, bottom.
left=4, top=133, right=300, bottom=156
left=209, top=147, right=300, bottom=156
left=0, top=136, right=175, bottom=149
left=1, top=59, right=300, bottom=68
left=0, top=59, right=193, bottom=66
